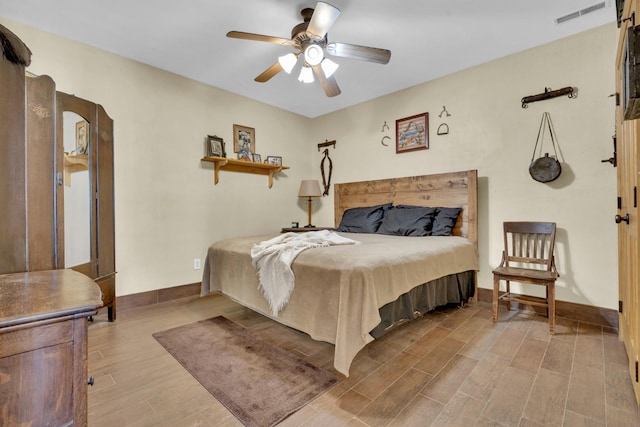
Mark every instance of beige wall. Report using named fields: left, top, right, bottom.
left=2, top=18, right=313, bottom=295
left=311, top=23, right=619, bottom=310
left=2, top=18, right=619, bottom=310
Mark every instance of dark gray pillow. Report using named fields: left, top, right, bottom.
left=337, top=203, right=392, bottom=233
left=431, top=207, right=462, bottom=236
left=377, top=206, right=437, bottom=236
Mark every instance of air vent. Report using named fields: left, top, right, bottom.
left=555, top=1, right=607, bottom=24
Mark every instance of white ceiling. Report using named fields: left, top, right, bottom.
left=0, top=0, right=616, bottom=118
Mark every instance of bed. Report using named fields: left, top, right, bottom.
left=201, top=170, right=478, bottom=376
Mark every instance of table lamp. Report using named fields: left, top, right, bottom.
left=298, top=180, right=322, bottom=228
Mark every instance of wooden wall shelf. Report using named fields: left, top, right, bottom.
left=201, top=156, right=289, bottom=188
left=63, top=154, right=88, bottom=186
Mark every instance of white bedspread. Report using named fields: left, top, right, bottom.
left=250, top=230, right=359, bottom=315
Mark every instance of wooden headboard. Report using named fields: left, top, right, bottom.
left=333, top=170, right=478, bottom=243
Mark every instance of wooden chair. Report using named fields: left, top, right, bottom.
left=492, top=221, right=559, bottom=333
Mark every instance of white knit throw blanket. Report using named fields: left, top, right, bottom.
left=250, top=230, right=359, bottom=316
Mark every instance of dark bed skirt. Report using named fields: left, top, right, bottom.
left=370, top=270, right=476, bottom=339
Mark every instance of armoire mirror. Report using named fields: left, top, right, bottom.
left=62, top=111, right=91, bottom=269
left=56, top=91, right=116, bottom=321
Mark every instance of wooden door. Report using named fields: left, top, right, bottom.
left=96, top=104, right=115, bottom=279
left=25, top=75, right=57, bottom=271
left=616, top=0, right=640, bottom=405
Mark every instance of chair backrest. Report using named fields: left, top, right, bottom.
left=502, top=222, right=557, bottom=271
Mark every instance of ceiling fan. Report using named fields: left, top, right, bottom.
left=226, top=2, right=391, bottom=97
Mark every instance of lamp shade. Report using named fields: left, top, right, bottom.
left=321, top=58, right=339, bottom=78
left=298, top=180, right=322, bottom=197
left=278, top=53, right=298, bottom=74
left=298, top=65, right=314, bottom=83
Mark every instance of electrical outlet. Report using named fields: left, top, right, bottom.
left=193, top=259, right=201, bottom=270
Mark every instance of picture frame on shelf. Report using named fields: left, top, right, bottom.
left=75, top=120, right=89, bottom=155
left=237, top=149, right=252, bottom=161
left=206, top=135, right=226, bottom=157
left=252, top=153, right=262, bottom=163
left=396, top=112, right=429, bottom=154
left=266, top=155, right=282, bottom=166
left=233, top=124, right=255, bottom=153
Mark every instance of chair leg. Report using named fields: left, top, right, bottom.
left=505, top=280, right=511, bottom=311
left=548, top=283, right=555, bottom=334
left=492, top=276, right=499, bottom=322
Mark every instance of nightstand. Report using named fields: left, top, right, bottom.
left=281, top=227, right=335, bottom=233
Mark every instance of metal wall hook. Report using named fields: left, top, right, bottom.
left=521, top=86, right=576, bottom=108
left=317, top=139, right=336, bottom=151
left=439, top=106, right=451, bottom=118
left=381, top=121, right=389, bottom=132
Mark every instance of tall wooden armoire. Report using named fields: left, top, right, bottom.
left=0, top=25, right=55, bottom=273
left=0, top=24, right=116, bottom=320
left=0, top=23, right=112, bottom=425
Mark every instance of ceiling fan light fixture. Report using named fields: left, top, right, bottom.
left=278, top=53, right=298, bottom=74
left=298, top=65, right=314, bottom=83
left=306, top=2, right=341, bottom=40
left=227, top=2, right=388, bottom=98
left=320, top=57, right=339, bottom=78
left=304, top=44, right=324, bottom=66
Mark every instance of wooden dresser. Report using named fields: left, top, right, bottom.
left=0, top=269, right=102, bottom=426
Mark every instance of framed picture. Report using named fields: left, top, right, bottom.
left=206, top=135, right=226, bottom=157
left=266, top=155, right=282, bottom=166
left=396, top=112, right=429, bottom=154
left=237, top=149, right=252, bottom=162
left=75, top=120, right=89, bottom=155
left=233, top=124, right=255, bottom=153
left=252, top=153, right=262, bottom=163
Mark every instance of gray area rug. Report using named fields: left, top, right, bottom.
left=152, top=316, right=338, bottom=426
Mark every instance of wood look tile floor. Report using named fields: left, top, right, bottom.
left=87, top=294, right=640, bottom=426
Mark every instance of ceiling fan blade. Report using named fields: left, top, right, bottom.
left=255, top=62, right=283, bottom=82
left=327, top=42, right=391, bottom=64
left=306, top=2, right=341, bottom=41
left=312, top=65, right=341, bottom=97
left=226, top=31, right=293, bottom=46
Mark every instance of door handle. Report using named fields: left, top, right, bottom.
left=615, top=213, right=630, bottom=224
